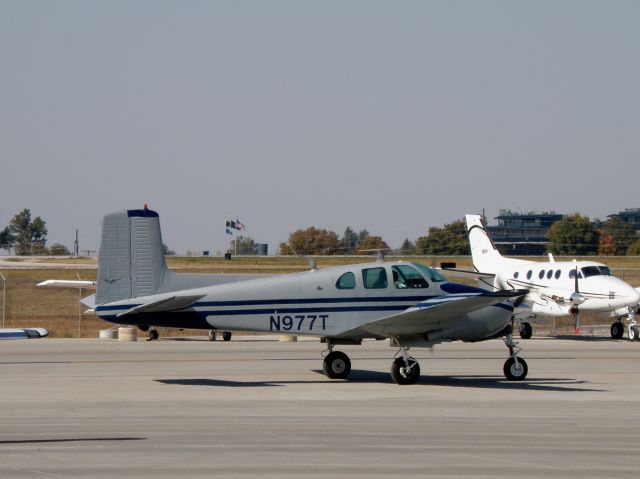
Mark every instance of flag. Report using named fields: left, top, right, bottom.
left=225, top=220, right=237, bottom=230
left=236, top=219, right=245, bottom=231
left=225, top=228, right=233, bottom=235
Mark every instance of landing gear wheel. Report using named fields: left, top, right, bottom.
left=611, top=321, right=624, bottom=339
left=222, top=331, right=232, bottom=342
left=322, top=351, right=351, bottom=379
left=208, top=330, right=216, bottom=341
left=503, top=357, right=528, bottom=381
left=629, top=326, right=639, bottom=342
left=391, top=357, right=421, bottom=385
left=149, top=329, right=159, bottom=341
left=519, top=322, right=533, bottom=339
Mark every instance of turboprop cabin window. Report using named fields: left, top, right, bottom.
left=392, top=265, right=429, bottom=289
left=598, top=267, right=612, bottom=276
left=568, top=269, right=584, bottom=279
left=336, top=272, right=356, bottom=289
left=362, top=267, right=388, bottom=289
left=581, top=266, right=602, bottom=278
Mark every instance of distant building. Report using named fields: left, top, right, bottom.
left=607, top=208, right=640, bottom=234
left=486, top=210, right=564, bottom=255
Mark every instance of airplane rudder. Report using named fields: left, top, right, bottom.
left=95, top=208, right=167, bottom=304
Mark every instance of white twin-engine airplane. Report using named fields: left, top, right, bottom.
left=64, top=208, right=531, bottom=385
left=461, top=214, right=640, bottom=341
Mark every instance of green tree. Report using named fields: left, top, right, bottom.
left=280, top=227, right=339, bottom=255
left=598, top=217, right=637, bottom=255
left=0, top=227, right=14, bottom=252
left=49, top=243, right=71, bottom=255
left=415, top=220, right=469, bottom=255
left=8, top=209, right=48, bottom=255
left=547, top=214, right=599, bottom=255
left=398, top=238, right=416, bottom=255
left=340, top=227, right=359, bottom=254
left=163, top=243, right=176, bottom=256
left=228, top=236, right=258, bottom=255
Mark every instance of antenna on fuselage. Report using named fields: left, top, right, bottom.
left=358, top=248, right=390, bottom=263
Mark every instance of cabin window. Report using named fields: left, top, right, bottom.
left=581, top=266, right=602, bottom=278
left=539, top=270, right=545, bottom=279
left=392, top=265, right=429, bottom=289
left=362, top=267, right=388, bottom=289
left=335, top=272, right=356, bottom=289
left=526, top=270, right=532, bottom=280
left=412, top=263, right=446, bottom=282
left=513, top=272, right=519, bottom=279
left=598, top=267, right=612, bottom=276
left=568, top=269, right=584, bottom=279
left=546, top=270, right=553, bottom=279
left=555, top=270, right=561, bottom=279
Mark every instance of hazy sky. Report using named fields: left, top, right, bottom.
left=1, top=1, right=639, bottom=254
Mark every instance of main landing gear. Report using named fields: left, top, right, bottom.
left=519, top=321, right=533, bottom=339
left=611, top=307, right=639, bottom=341
left=390, top=348, right=420, bottom=385
left=503, top=330, right=528, bottom=381
left=321, top=343, right=422, bottom=384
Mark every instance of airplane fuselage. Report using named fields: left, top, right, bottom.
left=96, top=261, right=515, bottom=344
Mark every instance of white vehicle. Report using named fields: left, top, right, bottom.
left=0, top=328, right=49, bottom=340
left=457, top=215, right=640, bottom=340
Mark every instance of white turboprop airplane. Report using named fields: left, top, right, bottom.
left=43, top=207, right=531, bottom=385
left=454, top=214, right=640, bottom=341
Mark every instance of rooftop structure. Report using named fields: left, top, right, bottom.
left=486, top=210, right=564, bottom=255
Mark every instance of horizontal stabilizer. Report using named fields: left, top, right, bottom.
left=37, top=280, right=97, bottom=290
left=437, top=268, right=495, bottom=281
left=0, top=328, right=49, bottom=340
left=116, top=294, right=205, bottom=317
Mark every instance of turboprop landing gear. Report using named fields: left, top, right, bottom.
left=322, top=344, right=351, bottom=379
left=503, top=330, right=528, bottom=381
left=222, top=331, right=232, bottom=342
left=628, top=308, right=639, bottom=342
left=519, top=321, right=533, bottom=339
left=208, top=330, right=216, bottom=341
left=611, top=321, right=624, bottom=339
left=390, top=348, right=420, bottom=385
left=148, top=329, right=159, bottom=341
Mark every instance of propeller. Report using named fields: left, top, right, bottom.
left=570, top=266, right=585, bottom=334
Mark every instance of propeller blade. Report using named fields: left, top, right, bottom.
left=574, top=266, right=579, bottom=294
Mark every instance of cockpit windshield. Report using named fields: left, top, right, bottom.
left=581, top=266, right=611, bottom=278
left=412, top=263, right=447, bottom=282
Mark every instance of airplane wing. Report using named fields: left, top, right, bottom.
left=0, top=328, right=49, bottom=340
left=115, top=294, right=205, bottom=317
left=358, top=289, right=527, bottom=337
left=437, top=268, right=495, bottom=281
left=37, top=280, right=97, bottom=290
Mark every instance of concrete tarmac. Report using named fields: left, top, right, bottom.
left=1, top=336, right=639, bottom=478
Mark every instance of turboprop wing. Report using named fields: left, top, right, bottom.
left=357, top=289, right=527, bottom=337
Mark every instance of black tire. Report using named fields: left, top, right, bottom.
left=519, top=322, right=533, bottom=340
left=322, top=351, right=351, bottom=379
left=503, top=357, right=528, bottom=381
left=629, top=326, right=640, bottom=342
left=208, top=330, right=216, bottom=341
left=390, top=357, right=421, bottom=385
left=611, top=321, right=624, bottom=339
left=222, top=331, right=232, bottom=342
left=149, top=329, right=159, bottom=341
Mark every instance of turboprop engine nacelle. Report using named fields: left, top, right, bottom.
left=540, top=287, right=584, bottom=306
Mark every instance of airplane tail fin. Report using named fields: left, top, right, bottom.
left=465, top=214, right=506, bottom=274
left=95, top=208, right=168, bottom=305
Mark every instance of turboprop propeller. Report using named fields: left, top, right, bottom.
left=570, top=266, right=585, bottom=334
